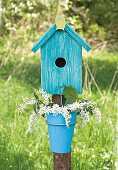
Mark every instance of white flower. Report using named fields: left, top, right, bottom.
left=38, top=106, right=47, bottom=116
left=27, top=112, right=39, bottom=133
left=52, top=104, right=60, bottom=113
left=18, top=103, right=27, bottom=113
left=40, top=89, right=50, bottom=105
left=66, top=102, right=79, bottom=112
left=18, top=98, right=37, bottom=113
left=26, top=99, right=36, bottom=105
left=80, top=110, right=90, bottom=124
left=19, top=88, right=102, bottom=131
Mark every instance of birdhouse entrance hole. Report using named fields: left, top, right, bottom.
left=55, top=58, right=66, bottom=68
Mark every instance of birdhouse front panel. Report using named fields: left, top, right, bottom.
left=41, top=30, right=82, bottom=94
left=32, top=18, right=91, bottom=95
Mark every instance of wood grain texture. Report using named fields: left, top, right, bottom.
left=52, top=94, right=66, bottom=105
left=53, top=153, right=71, bottom=170
left=32, top=23, right=91, bottom=52
left=41, top=30, right=82, bottom=94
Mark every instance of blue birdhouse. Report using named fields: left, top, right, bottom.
left=32, top=18, right=91, bottom=94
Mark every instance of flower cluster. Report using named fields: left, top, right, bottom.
left=66, top=102, right=80, bottom=112
left=18, top=89, right=102, bottom=133
left=37, top=104, right=71, bottom=127
left=27, top=112, right=39, bottom=133
left=79, top=101, right=95, bottom=124
left=39, top=89, right=50, bottom=105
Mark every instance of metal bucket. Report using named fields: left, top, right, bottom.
left=46, top=112, right=77, bottom=153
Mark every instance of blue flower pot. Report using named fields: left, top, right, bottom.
left=46, top=112, right=77, bottom=153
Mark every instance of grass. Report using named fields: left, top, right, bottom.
left=0, top=37, right=117, bottom=169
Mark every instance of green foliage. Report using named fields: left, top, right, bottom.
left=64, top=0, right=118, bottom=46
left=63, top=86, right=78, bottom=105
left=1, top=0, right=118, bottom=49
left=1, top=0, right=59, bottom=34
left=86, top=24, right=106, bottom=41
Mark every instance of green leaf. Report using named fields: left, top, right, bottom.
left=36, top=102, right=40, bottom=110
left=33, top=104, right=37, bottom=113
left=63, top=86, right=78, bottom=105
left=34, top=91, right=39, bottom=101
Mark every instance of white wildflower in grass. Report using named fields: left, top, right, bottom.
left=92, top=108, right=102, bottom=124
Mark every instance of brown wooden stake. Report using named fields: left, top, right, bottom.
left=53, top=152, right=71, bottom=170
left=52, top=94, right=71, bottom=170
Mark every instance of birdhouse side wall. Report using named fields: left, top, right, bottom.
left=41, top=30, right=82, bottom=94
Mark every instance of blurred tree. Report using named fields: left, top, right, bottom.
left=64, top=0, right=118, bottom=46
left=1, top=0, right=63, bottom=34
left=1, top=0, right=118, bottom=49
left=80, top=0, right=118, bottom=43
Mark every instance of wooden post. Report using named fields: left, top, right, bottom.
left=53, top=153, right=71, bottom=170
left=52, top=94, right=71, bottom=170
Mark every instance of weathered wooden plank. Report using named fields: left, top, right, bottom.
left=41, top=30, right=82, bottom=94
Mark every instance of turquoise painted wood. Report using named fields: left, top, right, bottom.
left=32, top=24, right=91, bottom=52
left=32, top=24, right=56, bottom=53
left=32, top=20, right=91, bottom=94
left=41, top=30, right=82, bottom=94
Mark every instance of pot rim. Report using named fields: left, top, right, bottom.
left=46, top=120, right=76, bottom=126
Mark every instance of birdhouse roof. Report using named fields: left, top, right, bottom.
left=32, top=22, right=91, bottom=53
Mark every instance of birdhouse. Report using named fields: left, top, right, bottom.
left=32, top=18, right=91, bottom=94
